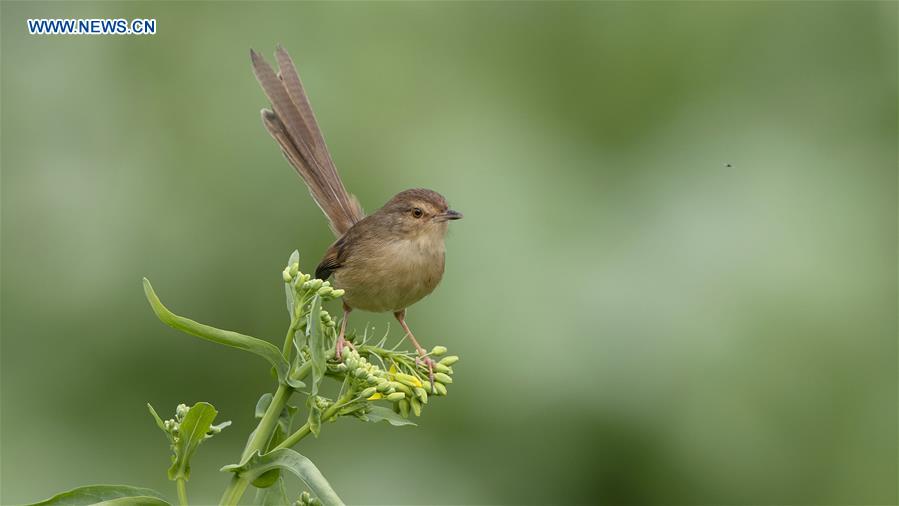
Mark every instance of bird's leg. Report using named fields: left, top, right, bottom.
left=335, top=302, right=353, bottom=360
left=394, top=309, right=435, bottom=388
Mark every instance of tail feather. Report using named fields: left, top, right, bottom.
left=251, top=47, right=364, bottom=237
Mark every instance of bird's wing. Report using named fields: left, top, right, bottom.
left=315, top=234, right=348, bottom=280
left=251, top=46, right=364, bottom=237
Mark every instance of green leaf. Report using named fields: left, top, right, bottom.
left=252, top=468, right=281, bottom=489
left=222, top=449, right=344, bottom=506
left=146, top=404, right=174, bottom=444
left=255, top=393, right=274, bottom=418
left=365, top=406, right=417, bottom=427
left=286, top=376, right=306, bottom=389
left=143, top=278, right=290, bottom=384
left=307, top=295, right=326, bottom=394
left=168, top=402, right=218, bottom=481
left=306, top=296, right=327, bottom=438
left=254, top=476, right=290, bottom=505
left=307, top=398, right=322, bottom=438
left=96, top=498, right=169, bottom=506
left=29, top=485, right=170, bottom=506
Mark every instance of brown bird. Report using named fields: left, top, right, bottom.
left=250, top=46, right=462, bottom=381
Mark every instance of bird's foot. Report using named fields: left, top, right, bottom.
left=334, top=335, right=357, bottom=361
left=415, top=353, right=436, bottom=392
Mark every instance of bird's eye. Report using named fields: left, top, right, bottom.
left=412, top=207, right=423, bottom=218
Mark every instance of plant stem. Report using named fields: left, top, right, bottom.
left=274, top=388, right=356, bottom=451
left=273, top=421, right=312, bottom=450
left=176, top=478, right=189, bottom=506
left=220, top=387, right=356, bottom=505
left=281, top=326, right=296, bottom=360
left=220, top=362, right=314, bottom=505
left=220, top=475, right=249, bottom=506
left=242, top=384, right=291, bottom=461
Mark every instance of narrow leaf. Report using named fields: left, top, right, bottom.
left=288, top=250, right=300, bottom=268
left=143, top=278, right=290, bottom=383
left=307, top=398, right=322, bottom=438
left=255, top=393, right=274, bottom=418
left=285, top=250, right=301, bottom=319
left=95, top=497, right=169, bottom=506
left=365, top=406, right=417, bottom=427
left=221, top=449, right=344, bottom=506
left=306, top=296, right=326, bottom=438
left=29, top=485, right=170, bottom=506
left=147, top=404, right=166, bottom=431
left=307, top=295, right=325, bottom=394
left=286, top=377, right=306, bottom=389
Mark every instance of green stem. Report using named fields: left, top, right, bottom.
left=219, top=476, right=249, bottom=506
left=242, top=384, right=291, bottom=461
left=274, top=388, right=357, bottom=451
left=176, top=478, right=188, bottom=506
left=219, top=384, right=290, bottom=506
left=281, top=325, right=297, bottom=360
left=273, top=421, right=313, bottom=450
left=220, top=362, right=313, bottom=506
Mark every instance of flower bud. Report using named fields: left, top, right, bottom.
left=282, top=268, right=293, bottom=282
left=438, top=355, right=459, bottom=366
left=289, top=263, right=300, bottom=277
left=176, top=404, right=189, bottom=420
left=398, top=399, right=410, bottom=418
left=395, top=372, right=423, bottom=388
left=359, top=387, right=377, bottom=398
left=376, top=382, right=391, bottom=392
left=317, top=286, right=333, bottom=297
left=308, top=279, right=323, bottom=291
left=430, top=345, right=448, bottom=356
left=434, top=382, right=448, bottom=396
left=410, top=397, right=422, bottom=417
left=434, top=363, right=451, bottom=374
left=386, top=392, right=405, bottom=401
left=331, top=289, right=345, bottom=297
left=391, top=382, right=413, bottom=395
left=414, top=387, right=428, bottom=404
left=434, top=373, right=453, bottom=384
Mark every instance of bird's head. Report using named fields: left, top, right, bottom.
left=380, top=188, right=463, bottom=238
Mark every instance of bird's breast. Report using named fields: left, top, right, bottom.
left=335, top=233, right=446, bottom=313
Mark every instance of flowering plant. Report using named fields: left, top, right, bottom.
left=29, top=251, right=458, bottom=506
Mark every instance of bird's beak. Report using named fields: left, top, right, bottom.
left=436, top=209, right=463, bottom=222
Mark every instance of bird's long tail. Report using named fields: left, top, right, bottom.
left=250, top=46, right=364, bottom=237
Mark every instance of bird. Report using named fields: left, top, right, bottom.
left=250, top=46, right=462, bottom=382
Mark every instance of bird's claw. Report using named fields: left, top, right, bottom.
left=415, top=353, right=436, bottom=392
left=335, top=336, right=345, bottom=361
left=334, top=336, right=357, bottom=361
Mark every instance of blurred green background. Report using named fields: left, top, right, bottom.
left=2, top=2, right=896, bottom=505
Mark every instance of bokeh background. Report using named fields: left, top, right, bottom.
left=2, top=2, right=896, bottom=505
